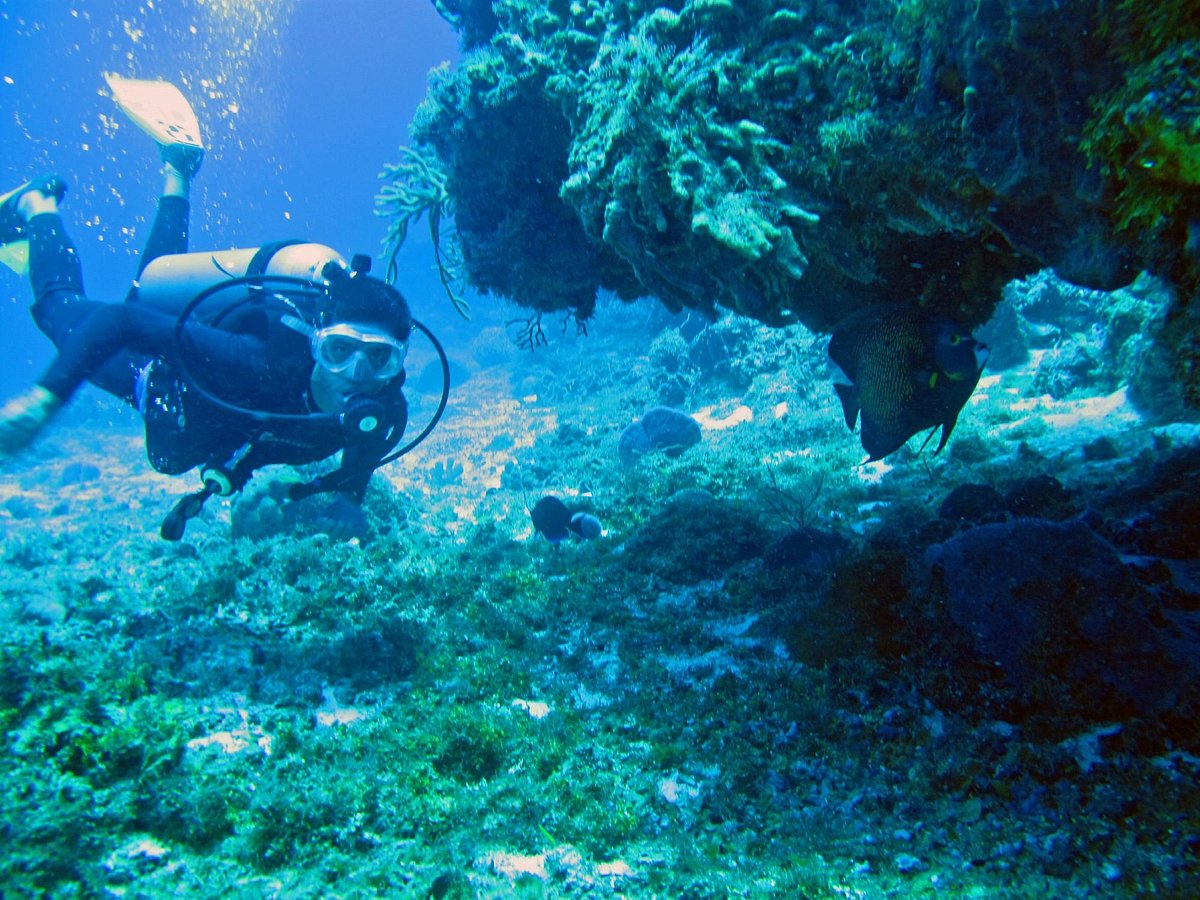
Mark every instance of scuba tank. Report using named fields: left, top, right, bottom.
left=135, top=241, right=346, bottom=319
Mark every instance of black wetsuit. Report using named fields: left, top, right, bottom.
left=25, top=197, right=407, bottom=500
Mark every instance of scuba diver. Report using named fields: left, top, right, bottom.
left=0, top=76, right=447, bottom=540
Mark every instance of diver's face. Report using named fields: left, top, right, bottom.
left=313, top=321, right=407, bottom=380
left=310, top=364, right=388, bottom=414
left=308, top=320, right=407, bottom=413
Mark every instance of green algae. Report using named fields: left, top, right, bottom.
left=2, top=487, right=1196, bottom=895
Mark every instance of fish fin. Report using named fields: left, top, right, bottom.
left=833, top=382, right=859, bottom=431
left=826, top=331, right=856, bottom=381
left=828, top=355, right=853, bottom=387
left=933, top=413, right=960, bottom=454
left=915, top=427, right=940, bottom=456
left=860, top=415, right=903, bottom=462
left=913, top=367, right=938, bottom=390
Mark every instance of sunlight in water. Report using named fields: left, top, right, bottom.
left=103, top=0, right=300, bottom=237
left=115, top=0, right=297, bottom=122
left=186, top=0, right=297, bottom=93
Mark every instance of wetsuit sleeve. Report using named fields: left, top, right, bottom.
left=330, top=442, right=391, bottom=502
left=282, top=449, right=376, bottom=503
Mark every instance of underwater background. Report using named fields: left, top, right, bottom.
left=0, top=0, right=461, bottom=398
left=2, top=0, right=1200, bottom=897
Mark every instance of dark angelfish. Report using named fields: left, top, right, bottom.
left=530, top=495, right=603, bottom=543
left=531, top=496, right=574, bottom=543
left=828, top=306, right=989, bottom=461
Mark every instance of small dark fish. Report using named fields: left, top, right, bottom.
left=530, top=495, right=603, bottom=543
left=531, top=496, right=574, bottom=543
left=828, top=306, right=989, bottom=461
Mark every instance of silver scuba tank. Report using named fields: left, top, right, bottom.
left=134, top=243, right=347, bottom=318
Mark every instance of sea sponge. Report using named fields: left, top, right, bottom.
left=618, top=406, right=702, bottom=465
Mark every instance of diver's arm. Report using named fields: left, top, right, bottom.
left=169, top=320, right=272, bottom=383
left=329, top=444, right=385, bottom=502
left=37, top=301, right=269, bottom=401
left=286, top=441, right=387, bottom=504
left=288, top=393, right=408, bottom=503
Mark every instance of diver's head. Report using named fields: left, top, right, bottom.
left=310, top=257, right=411, bottom=413
left=324, top=256, right=412, bottom=343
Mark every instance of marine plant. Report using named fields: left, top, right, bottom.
left=761, top=461, right=826, bottom=529
left=376, top=143, right=470, bottom=318
left=4, top=308, right=1200, bottom=895
left=1080, top=7, right=1200, bottom=288
left=1073, top=1, right=1200, bottom=404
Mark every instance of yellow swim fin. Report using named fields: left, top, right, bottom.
left=0, top=181, right=31, bottom=275
left=104, top=73, right=204, bottom=150
left=0, top=240, right=30, bottom=276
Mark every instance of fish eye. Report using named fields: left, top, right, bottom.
left=949, top=333, right=962, bottom=345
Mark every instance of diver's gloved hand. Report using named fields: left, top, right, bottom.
left=0, top=385, right=62, bottom=455
left=161, top=143, right=203, bottom=179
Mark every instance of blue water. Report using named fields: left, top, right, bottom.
left=0, top=0, right=459, bottom=397
left=2, top=4, right=1199, bottom=894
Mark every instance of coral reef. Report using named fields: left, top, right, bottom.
left=926, top=516, right=1200, bottom=716
left=383, top=0, right=1196, bottom=360
left=1081, top=3, right=1200, bottom=292
left=617, top=405, right=702, bottom=464
left=2, top=274, right=1200, bottom=895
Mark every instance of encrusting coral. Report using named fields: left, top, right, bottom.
left=382, top=0, right=1199, bottom=403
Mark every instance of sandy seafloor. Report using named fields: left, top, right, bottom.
left=1, top=273, right=1199, bottom=898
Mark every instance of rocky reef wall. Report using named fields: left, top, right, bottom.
left=381, top=0, right=1200, bottom=397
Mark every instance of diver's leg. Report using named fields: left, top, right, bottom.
left=23, top=187, right=166, bottom=393
left=84, top=353, right=144, bottom=407
left=133, top=193, right=191, bottom=278
left=1, top=187, right=105, bottom=453
left=19, top=186, right=85, bottom=305
left=0, top=383, right=61, bottom=454
left=0, top=187, right=95, bottom=453
left=25, top=211, right=102, bottom=348
left=131, top=154, right=200, bottom=279
left=3, top=166, right=193, bottom=455
left=35, top=303, right=171, bottom=403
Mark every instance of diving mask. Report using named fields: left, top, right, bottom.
left=312, top=322, right=407, bottom=381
